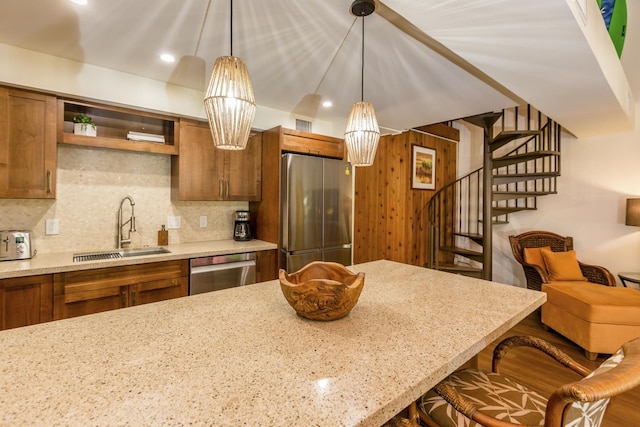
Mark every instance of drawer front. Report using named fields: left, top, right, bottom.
left=132, top=277, right=188, bottom=306
left=54, top=260, right=186, bottom=295
left=53, top=260, right=189, bottom=319
left=54, top=288, right=126, bottom=320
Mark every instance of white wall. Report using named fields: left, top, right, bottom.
left=457, top=107, right=640, bottom=289
left=0, top=43, right=342, bottom=137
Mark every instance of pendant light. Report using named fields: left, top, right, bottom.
left=344, top=0, right=380, bottom=167
left=204, top=0, right=256, bottom=150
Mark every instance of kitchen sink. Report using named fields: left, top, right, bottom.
left=73, top=247, right=170, bottom=262
left=119, top=247, right=171, bottom=257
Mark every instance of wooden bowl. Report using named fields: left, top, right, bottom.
left=279, top=261, right=365, bottom=321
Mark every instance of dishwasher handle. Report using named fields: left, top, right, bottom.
left=190, top=260, right=256, bottom=275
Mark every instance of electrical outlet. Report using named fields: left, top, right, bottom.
left=167, top=216, right=181, bottom=229
left=45, top=219, right=60, bottom=235
left=199, top=215, right=208, bottom=228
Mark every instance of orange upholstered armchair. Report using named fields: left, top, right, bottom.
left=509, top=231, right=640, bottom=360
left=508, top=230, right=615, bottom=291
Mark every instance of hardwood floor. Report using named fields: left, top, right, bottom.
left=476, top=309, right=639, bottom=427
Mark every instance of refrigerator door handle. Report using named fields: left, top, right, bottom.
left=322, top=244, right=352, bottom=250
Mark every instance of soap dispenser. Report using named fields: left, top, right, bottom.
left=157, top=225, right=169, bottom=246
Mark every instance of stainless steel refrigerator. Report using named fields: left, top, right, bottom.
left=281, top=153, right=353, bottom=272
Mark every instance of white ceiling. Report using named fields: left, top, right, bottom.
left=0, top=0, right=636, bottom=137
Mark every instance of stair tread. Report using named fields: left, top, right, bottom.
left=493, top=190, right=554, bottom=195
left=492, top=206, right=537, bottom=215
left=494, top=172, right=560, bottom=179
left=453, top=232, right=483, bottom=240
left=493, top=151, right=560, bottom=168
left=435, top=264, right=484, bottom=278
left=436, top=263, right=483, bottom=273
left=495, top=150, right=561, bottom=159
left=492, top=191, right=556, bottom=200
left=440, top=246, right=483, bottom=257
left=490, top=130, right=541, bottom=152
left=493, top=172, right=560, bottom=183
left=479, top=219, right=511, bottom=224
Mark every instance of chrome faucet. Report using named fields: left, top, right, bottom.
left=117, top=195, right=136, bottom=249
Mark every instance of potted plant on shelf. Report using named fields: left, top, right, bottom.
left=73, top=113, right=97, bottom=137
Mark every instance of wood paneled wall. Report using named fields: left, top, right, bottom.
left=353, top=124, right=459, bottom=267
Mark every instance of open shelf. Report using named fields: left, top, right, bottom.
left=57, top=99, right=179, bottom=155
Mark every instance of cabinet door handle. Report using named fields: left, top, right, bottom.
left=219, top=180, right=224, bottom=198
left=132, top=289, right=137, bottom=306
left=225, top=180, right=230, bottom=199
left=46, top=170, right=52, bottom=194
left=121, top=289, right=126, bottom=307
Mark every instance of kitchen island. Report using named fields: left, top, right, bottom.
left=0, top=260, right=545, bottom=426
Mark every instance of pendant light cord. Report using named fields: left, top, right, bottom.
left=360, top=16, right=365, bottom=102
left=313, top=18, right=357, bottom=95
left=194, top=0, right=212, bottom=56
left=229, top=0, right=233, bottom=56
left=230, top=0, right=233, bottom=56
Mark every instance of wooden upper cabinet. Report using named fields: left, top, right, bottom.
left=172, top=119, right=261, bottom=201
left=0, top=88, right=57, bottom=198
left=226, top=132, right=262, bottom=201
left=278, top=127, right=345, bottom=160
left=172, top=120, right=223, bottom=201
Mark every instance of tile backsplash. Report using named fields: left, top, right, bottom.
left=0, top=145, right=247, bottom=254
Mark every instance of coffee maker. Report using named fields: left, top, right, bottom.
left=233, top=211, right=252, bottom=241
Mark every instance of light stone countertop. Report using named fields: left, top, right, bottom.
left=0, top=259, right=545, bottom=426
left=0, top=239, right=277, bottom=279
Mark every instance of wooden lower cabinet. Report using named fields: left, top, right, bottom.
left=256, top=249, right=277, bottom=282
left=53, top=260, right=188, bottom=320
left=0, top=274, right=53, bottom=330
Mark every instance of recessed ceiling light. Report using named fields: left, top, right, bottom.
left=322, top=100, right=333, bottom=108
left=69, top=0, right=88, bottom=5
left=160, top=53, right=176, bottom=63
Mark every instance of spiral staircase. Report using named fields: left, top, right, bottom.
left=426, top=105, right=562, bottom=280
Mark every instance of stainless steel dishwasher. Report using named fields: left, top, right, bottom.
left=189, top=252, right=256, bottom=295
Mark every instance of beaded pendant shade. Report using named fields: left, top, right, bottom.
left=345, top=101, right=379, bottom=166
left=203, top=0, right=256, bottom=150
left=344, top=0, right=380, bottom=167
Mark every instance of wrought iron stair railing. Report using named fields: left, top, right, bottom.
left=426, top=106, right=561, bottom=280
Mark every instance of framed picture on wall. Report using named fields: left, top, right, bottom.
left=411, top=145, right=436, bottom=190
